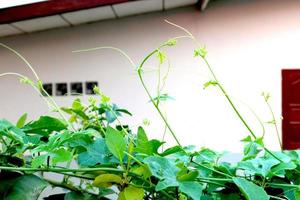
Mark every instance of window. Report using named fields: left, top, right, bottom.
left=70, top=82, right=83, bottom=95
left=41, top=83, right=52, bottom=96
left=85, top=81, right=98, bottom=95
left=55, top=83, right=68, bottom=96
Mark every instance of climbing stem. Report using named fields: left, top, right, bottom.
left=137, top=49, right=181, bottom=146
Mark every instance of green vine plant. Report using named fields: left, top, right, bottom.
left=0, top=21, right=299, bottom=200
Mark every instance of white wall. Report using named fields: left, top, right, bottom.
left=1, top=0, right=300, bottom=152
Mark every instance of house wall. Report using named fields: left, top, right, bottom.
left=1, top=0, right=300, bottom=152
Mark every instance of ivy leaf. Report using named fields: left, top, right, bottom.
left=93, top=174, right=122, bottom=188
left=130, top=165, right=152, bottom=179
left=16, top=113, right=27, bottom=128
left=136, top=127, right=151, bottom=155
left=3, top=175, right=48, bottom=200
left=238, top=158, right=279, bottom=177
left=179, top=181, right=203, bottom=200
left=233, top=177, right=269, bottom=200
left=269, top=162, right=297, bottom=178
left=195, top=148, right=219, bottom=164
left=265, top=151, right=291, bottom=163
left=177, top=170, right=199, bottom=182
left=160, top=145, right=184, bottom=157
left=31, top=154, right=47, bottom=168
left=51, top=147, right=72, bottom=165
left=136, top=127, right=164, bottom=155
left=144, top=156, right=179, bottom=191
left=78, top=138, right=111, bottom=167
left=243, top=141, right=262, bottom=161
left=105, top=126, right=126, bottom=162
left=103, top=104, right=123, bottom=123
left=22, top=116, right=67, bottom=136
left=72, top=98, right=85, bottom=110
left=203, top=80, right=218, bottom=89
left=0, top=119, right=27, bottom=144
left=124, top=186, right=144, bottom=200
left=115, top=108, right=132, bottom=116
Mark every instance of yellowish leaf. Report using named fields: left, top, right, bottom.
left=124, top=186, right=144, bottom=200
left=93, top=174, right=122, bottom=188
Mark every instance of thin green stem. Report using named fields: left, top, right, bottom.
left=137, top=47, right=182, bottom=146
left=203, top=58, right=257, bottom=139
left=73, top=44, right=184, bottom=146
left=198, top=177, right=232, bottom=182
left=0, top=43, right=40, bottom=80
left=267, top=183, right=299, bottom=188
left=0, top=72, right=52, bottom=109
left=45, top=178, right=82, bottom=193
left=0, top=166, right=124, bottom=173
left=268, top=195, right=287, bottom=200
left=0, top=72, right=74, bottom=131
left=73, top=46, right=136, bottom=69
left=265, top=98, right=282, bottom=149
left=165, top=20, right=283, bottom=162
left=232, top=96, right=266, bottom=138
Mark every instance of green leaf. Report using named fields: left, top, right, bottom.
left=203, top=80, right=218, bottom=89
left=241, top=135, right=252, bottom=142
left=78, top=138, right=111, bottom=167
left=238, top=158, right=279, bottom=177
left=136, top=127, right=164, bottom=156
left=157, top=50, right=166, bottom=64
left=269, top=162, right=297, bottom=178
left=243, top=142, right=262, bottom=161
left=115, top=108, right=132, bottom=116
left=0, top=119, right=27, bottom=144
left=22, top=116, right=67, bottom=135
left=179, top=181, right=203, bottom=200
left=151, top=93, right=175, bottom=103
left=160, top=146, right=183, bottom=156
left=51, top=147, right=72, bottom=165
left=136, top=127, right=152, bottom=155
left=31, top=154, right=47, bottom=168
left=93, top=174, right=123, bottom=187
left=105, top=127, right=126, bottom=162
left=144, top=156, right=179, bottom=191
left=16, top=113, right=27, bottom=128
left=72, top=98, right=85, bottom=110
left=165, top=39, right=177, bottom=46
left=194, top=47, right=207, bottom=58
left=195, top=148, right=219, bottom=164
left=124, top=186, right=144, bottom=200
left=130, top=165, right=152, bottom=179
left=104, top=104, right=121, bottom=123
left=232, top=177, right=269, bottom=200
left=4, top=175, right=48, bottom=200
left=177, top=170, right=199, bottom=182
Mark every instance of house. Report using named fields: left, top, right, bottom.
left=0, top=0, right=299, bottom=152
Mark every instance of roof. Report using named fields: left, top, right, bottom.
left=0, top=0, right=209, bottom=37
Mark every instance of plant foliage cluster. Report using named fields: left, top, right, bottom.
left=0, top=21, right=299, bottom=200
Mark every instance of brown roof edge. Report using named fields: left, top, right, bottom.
left=0, top=0, right=136, bottom=24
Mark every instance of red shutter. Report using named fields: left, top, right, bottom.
left=282, top=69, right=300, bottom=149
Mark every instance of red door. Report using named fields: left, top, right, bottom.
left=282, top=69, right=300, bottom=149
